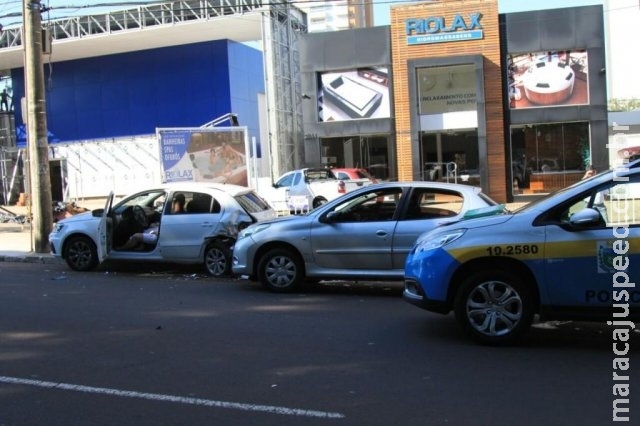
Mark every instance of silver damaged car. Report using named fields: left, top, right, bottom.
left=232, top=181, right=498, bottom=292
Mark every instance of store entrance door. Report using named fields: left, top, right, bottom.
left=419, top=129, right=479, bottom=185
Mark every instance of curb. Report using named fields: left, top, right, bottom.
left=0, top=252, right=61, bottom=264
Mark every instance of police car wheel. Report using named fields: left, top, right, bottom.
left=454, top=270, right=534, bottom=345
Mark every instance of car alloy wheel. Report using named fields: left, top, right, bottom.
left=64, top=236, right=98, bottom=271
left=454, top=270, right=534, bottom=344
left=204, top=242, right=231, bottom=277
left=258, top=248, right=304, bottom=292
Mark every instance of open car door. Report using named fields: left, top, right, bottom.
left=97, top=191, right=114, bottom=264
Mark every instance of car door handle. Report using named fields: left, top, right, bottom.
left=375, top=230, right=389, bottom=237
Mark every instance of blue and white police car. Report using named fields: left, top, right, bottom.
left=404, top=158, right=640, bottom=344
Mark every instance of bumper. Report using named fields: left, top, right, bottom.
left=48, top=235, right=62, bottom=256
left=403, top=278, right=450, bottom=314
left=403, top=246, right=459, bottom=314
left=231, top=237, right=255, bottom=276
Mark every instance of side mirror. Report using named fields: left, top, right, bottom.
left=321, top=211, right=339, bottom=223
left=569, top=208, right=602, bottom=227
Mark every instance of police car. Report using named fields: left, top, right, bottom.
left=404, top=159, right=640, bottom=344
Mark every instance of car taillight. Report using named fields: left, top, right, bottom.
left=338, top=181, right=346, bottom=193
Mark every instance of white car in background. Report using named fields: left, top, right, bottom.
left=49, top=183, right=276, bottom=276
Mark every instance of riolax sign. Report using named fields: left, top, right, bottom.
left=405, top=13, right=483, bottom=45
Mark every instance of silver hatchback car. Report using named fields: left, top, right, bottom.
left=49, top=182, right=276, bottom=275
left=232, top=182, right=497, bottom=292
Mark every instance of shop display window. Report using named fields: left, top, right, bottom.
left=510, top=122, right=590, bottom=194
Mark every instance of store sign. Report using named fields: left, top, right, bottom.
left=405, top=13, right=483, bottom=45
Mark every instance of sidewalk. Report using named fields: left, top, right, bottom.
left=0, top=199, right=105, bottom=264
left=0, top=221, right=59, bottom=264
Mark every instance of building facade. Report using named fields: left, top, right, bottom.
left=301, top=0, right=608, bottom=202
left=295, top=0, right=374, bottom=33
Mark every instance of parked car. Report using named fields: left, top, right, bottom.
left=331, top=167, right=377, bottom=183
left=404, top=159, right=640, bottom=344
left=49, top=183, right=276, bottom=276
left=232, top=182, right=498, bottom=292
left=267, top=167, right=374, bottom=213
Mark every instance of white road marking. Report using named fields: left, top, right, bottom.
left=0, top=376, right=345, bottom=419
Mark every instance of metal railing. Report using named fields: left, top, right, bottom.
left=0, top=0, right=264, bottom=50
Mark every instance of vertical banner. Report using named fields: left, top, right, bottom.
left=157, top=127, right=248, bottom=186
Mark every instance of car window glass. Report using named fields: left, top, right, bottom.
left=330, top=188, right=402, bottom=222
left=404, top=188, right=464, bottom=220
left=335, top=172, right=348, bottom=180
left=604, top=180, right=640, bottom=226
left=116, top=190, right=165, bottom=214
left=276, top=173, right=294, bottom=188
left=559, top=178, right=640, bottom=226
left=305, top=169, right=336, bottom=181
left=235, top=191, right=272, bottom=213
left=183, top=192, right=214, bottom=214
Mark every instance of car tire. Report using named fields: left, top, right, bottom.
left=454, top=269, right=534, bottom=345
left=204, top=241, right=231, bottom=277
left=64, top=236, right=98, bottom=271
left=312, top=197, right=327, bottom=208
left=257, top=247, right=304, bottom=293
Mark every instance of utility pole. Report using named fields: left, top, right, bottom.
left=23, top=0, right=53, bottom=253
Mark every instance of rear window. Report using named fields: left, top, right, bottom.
left=305, top=169, right=337, bottom=181
left=235, top=191, right=273, bottom=214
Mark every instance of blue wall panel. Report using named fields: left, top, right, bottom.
left=228, top=41, right=264, bottom=155
left=11, top=39, right=262, bottom=144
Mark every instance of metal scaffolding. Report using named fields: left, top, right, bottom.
left=0, top=1, right=264, bottom=47
left=0, top=0, right=307, bottom=190
left=262, top=2, right=307, bottom=179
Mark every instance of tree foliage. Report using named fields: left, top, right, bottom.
left=608, top=98, right=640, bottom=112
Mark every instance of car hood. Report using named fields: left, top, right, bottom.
left=248, top=209, right=278, bottom=222
left=435, top=204, right=510, bottom=228
left=455, top=212, right=514, bottom=229
left=257, top=214, right=309, bottom=226
left=56, top=210, right=98, bottom=225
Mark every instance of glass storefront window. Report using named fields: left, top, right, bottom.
left=417, top=64, right=477, bottom=115
left=510, top=121, right=590, bottom=194
left=417, top=63, right=479, bottom=187
left=420, top=130, right=479, bottom=185
left=319, top=135, right=391, bottom=181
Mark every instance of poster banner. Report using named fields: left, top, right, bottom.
left=317, top=66, right=390, bottom=122
left=157, top=127, right=248, bottom=186
left=507, top=49, right=589, bottom=109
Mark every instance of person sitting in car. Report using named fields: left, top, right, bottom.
left=117, top=208, right=161, bottom=251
